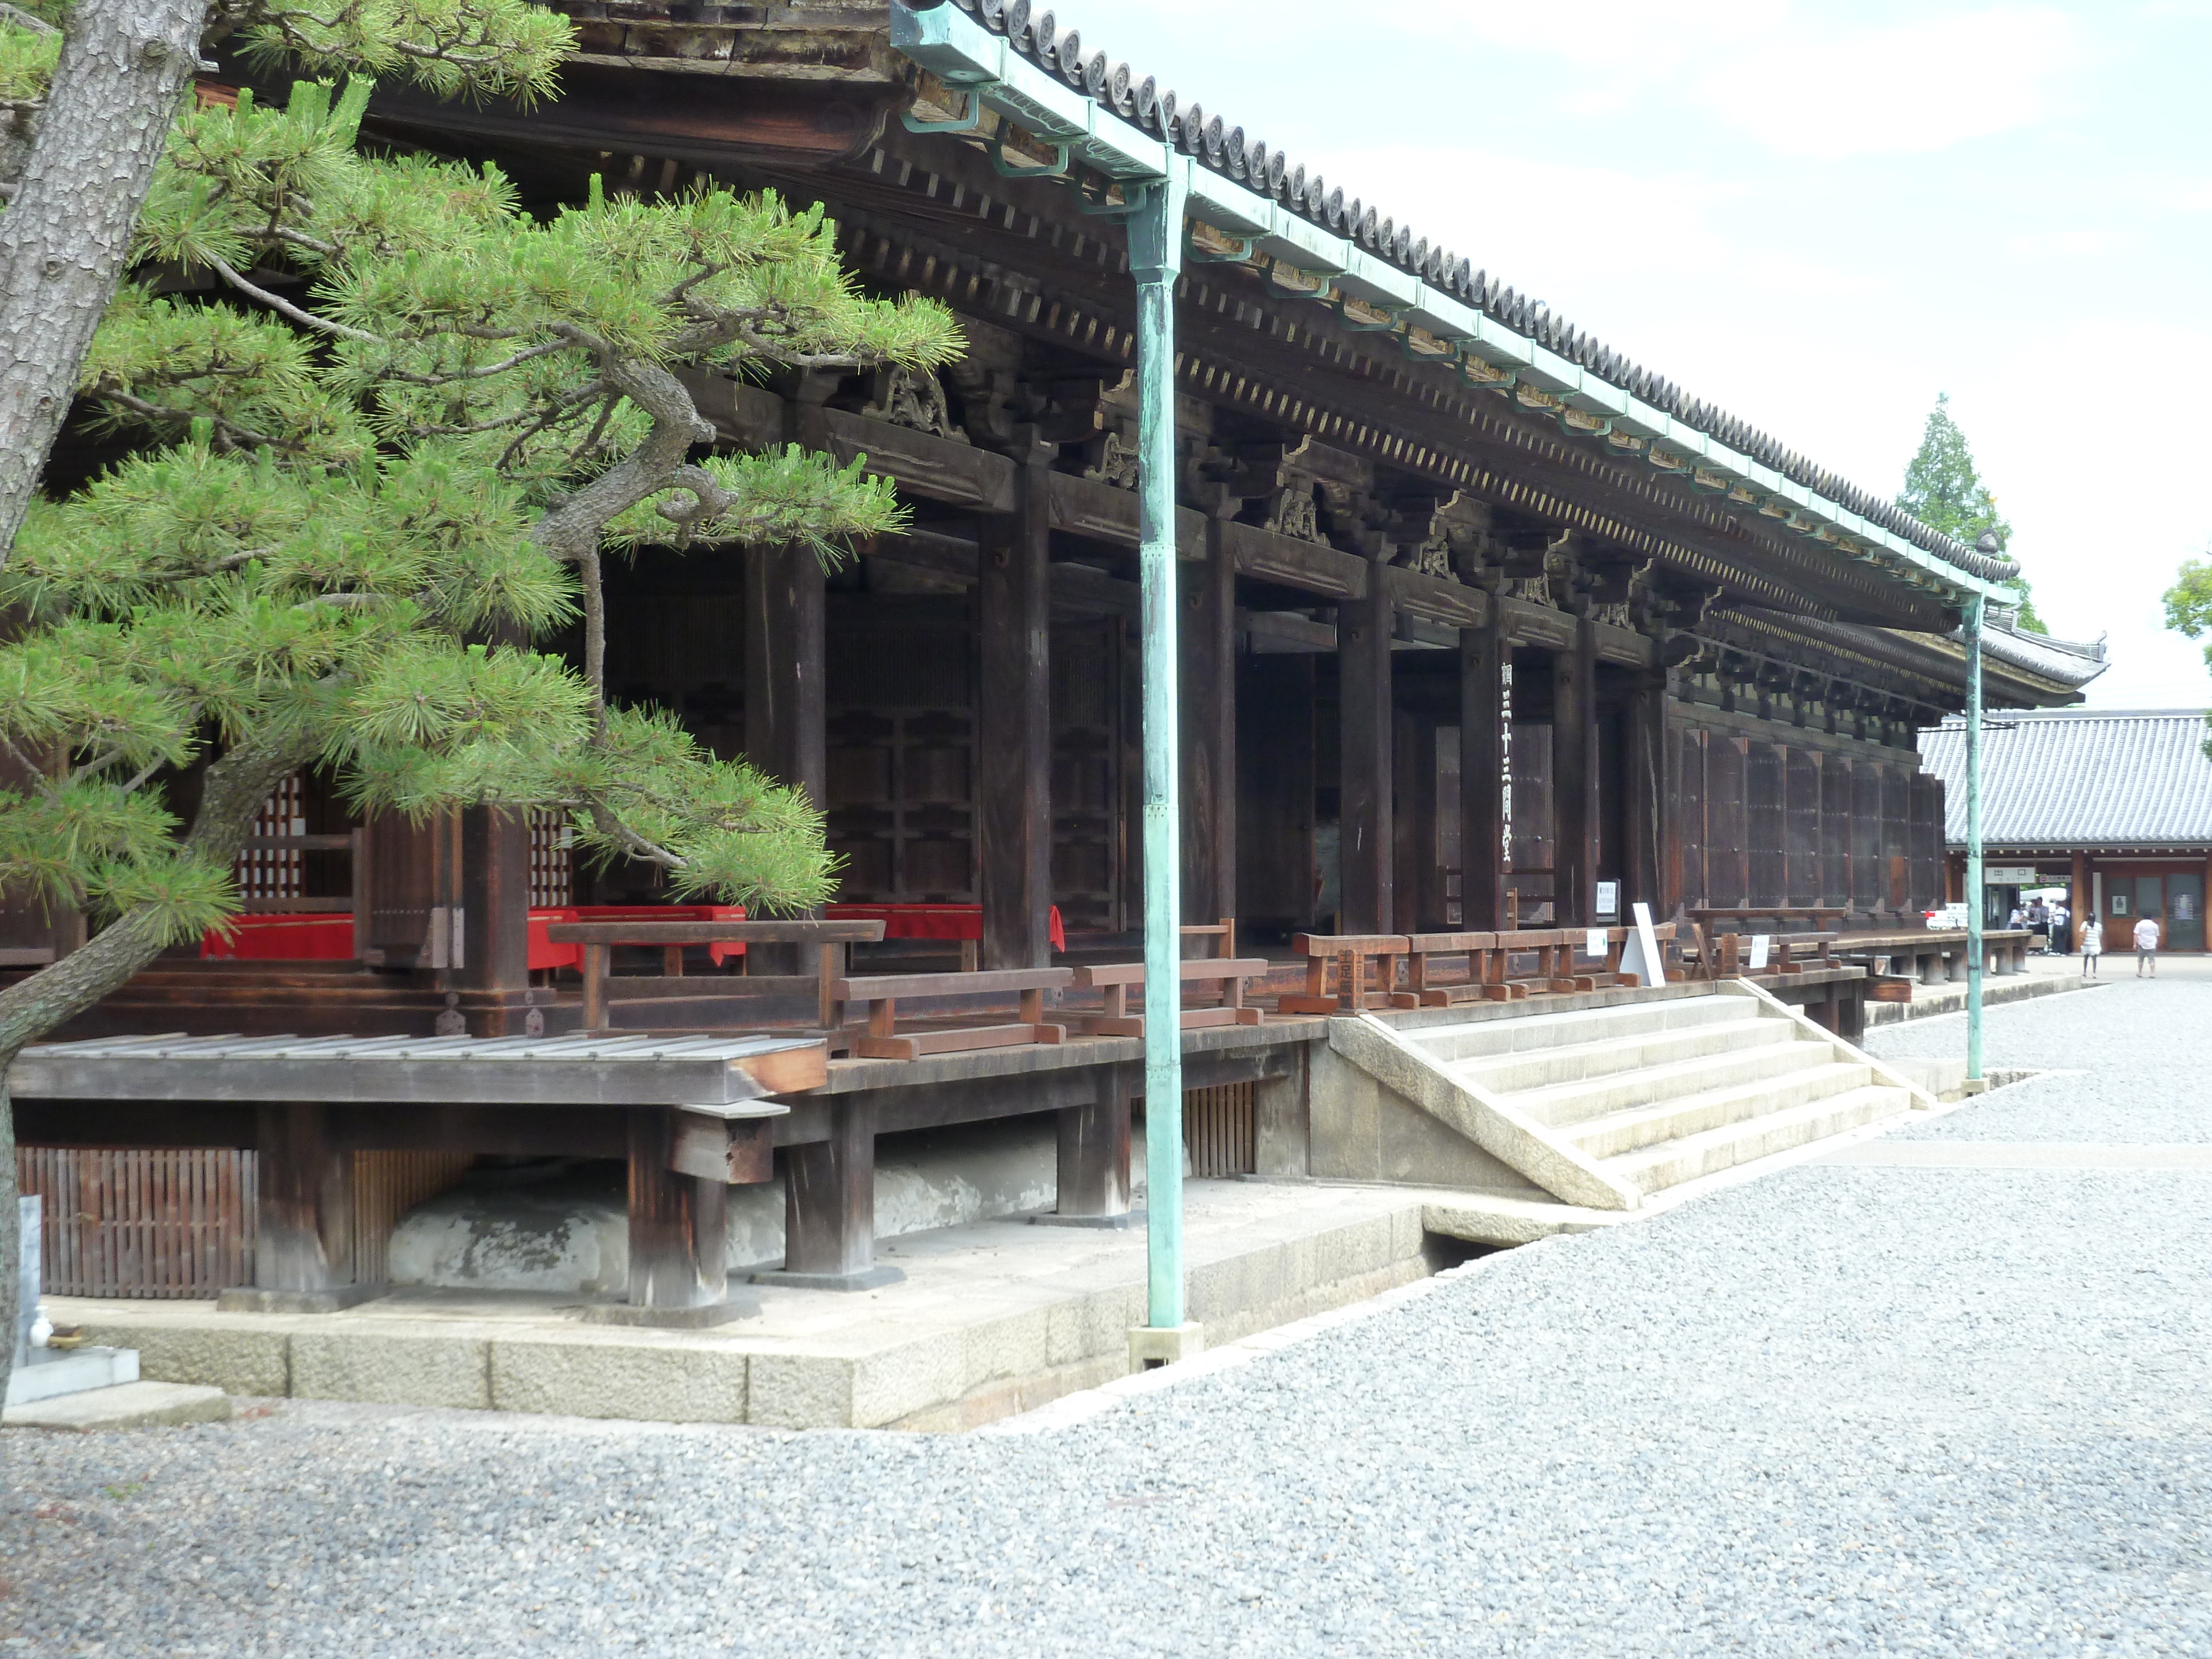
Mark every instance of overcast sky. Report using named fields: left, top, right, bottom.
left=1071, top=0, right=2211, bottom=709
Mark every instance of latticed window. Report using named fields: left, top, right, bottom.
left=529, top=808, right=573, bottom=907
left=236, top=773, right=306, bottom=901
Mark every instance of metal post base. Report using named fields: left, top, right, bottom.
left=579, top=1293, right=758, bottom=1329
left=217, top=1285, right=387, bottom=1315
left=750, top=1265, right=905, bottom=1293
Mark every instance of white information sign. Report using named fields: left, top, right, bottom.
left=1984, top=867, right=2038, bottom=885
left=1594, top=880, right=1620, bottom=917
left=1585, top=928, right=1608, bottom=959
left=1747, top=933, right=1772, bottom=972
left=1620, top=902, right=1666, bottom=988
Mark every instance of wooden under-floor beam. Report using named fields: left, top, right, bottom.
left=217, top=1102, right=381, bottom=1313
left=1047, top=1062, right=1134, bottom=1224
left=763, top=1095, right=902, bottom=1291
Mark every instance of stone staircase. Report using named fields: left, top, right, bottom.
left=1331, top=985, right=1932, bottom=1211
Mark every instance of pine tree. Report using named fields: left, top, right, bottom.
left=0, top=76, right=961, bottom=1397
left=1897, top=393, right=2042, bottom=633
left=2163, top=549, right=2212, bottom=757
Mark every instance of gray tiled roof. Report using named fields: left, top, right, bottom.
left=1920, top=709, right=2212, bottom=849
left=916, top=0, right=2020, bottom=585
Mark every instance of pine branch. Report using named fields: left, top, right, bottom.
left=207, top=253, right=382, bottom=344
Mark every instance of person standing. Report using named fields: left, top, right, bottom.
left=2079, top=911, right=2102, bottom=978
left=2134, top=912, right=2161, bottom=978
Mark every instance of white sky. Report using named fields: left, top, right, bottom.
left=1070, top=0, right=2212, bottom=708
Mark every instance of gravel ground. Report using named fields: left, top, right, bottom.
left=4, top=984, right=2208, bottom=1657
left=1870, top=969, right=2212, bottom=1142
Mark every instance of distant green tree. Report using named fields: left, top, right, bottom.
left=1898, top=393, right=2042, bottom=633
left=2163, top=550, right=2212, bottom=756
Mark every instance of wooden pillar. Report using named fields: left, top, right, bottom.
left=613, top=1107, right=738, bottom=1324
left=1339, top=577, right=1394, bottom=933
left=745, top=541, right=827, bottom=805
left=1395, top=707, right=1436, bottom=933
left=765, top=1097, right=902, bottom=1290
left=745, top=539, right=826, bottom=975
left=459, top=807, right=531, bottom=1007
left=2070, top=851, right=2088, bottom=947
left=1626, top=668, right=1669, bottom=919
left=1553, top=619, right=1598, bottom=926
left=218, top=1103, right=378, bottom=1313
left=1458, top=614, right=1506, bottom=931
left=979, top=457, right=1053, bottom=969
left=1181, top=520, right=1237, bottom=929
left=1049, top=1063, right=1134, bottom=1222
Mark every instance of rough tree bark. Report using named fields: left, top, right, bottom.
left=0, top=0, right=205, bottom=567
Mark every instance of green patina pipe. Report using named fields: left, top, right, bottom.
left=1131, top=166, right=1190, bottom=1329
left=1964, top=593, right=1985, bottom=1082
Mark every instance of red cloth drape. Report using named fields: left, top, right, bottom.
left=823, top=902, right=1065, bottom=953
left=204, top=904, right=747, bottom=967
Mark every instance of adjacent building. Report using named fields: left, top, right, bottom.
left=1922, top=704, right=2212, bottom=952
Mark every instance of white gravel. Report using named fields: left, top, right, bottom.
left=4, top=974, right=2207, bottom=1658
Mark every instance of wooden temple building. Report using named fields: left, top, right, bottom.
left=2, top=0, right=2112, bottom=1322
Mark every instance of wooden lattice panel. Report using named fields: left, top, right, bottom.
left=528, top=808, right=573, bottom=908
left=236, top=772, right=305, bottom=901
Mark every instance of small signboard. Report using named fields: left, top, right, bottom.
left=1594, top=881, right=1620, bottom=918
left=1585, top=928, right=1608, bottom=959
left=1747, top=933, right=1772, bottom=971
left=1985, top=866, right=2038, bottom=885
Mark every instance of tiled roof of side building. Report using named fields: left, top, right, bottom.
left=912, top=0, right=2017, bottom=587
left=1920, top=709, right=2212, bottom=849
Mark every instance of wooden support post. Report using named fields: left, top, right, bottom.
left=1459, top=614, right=1506, bottom=931
left=1626, top=667, right=1669, bottom=919
left=459, top=805, right=531, bottom=1029
left=1182, top=519, right=1237, bottom=932
left=747, top=537, right=827, bottom=974
left=979, top=455, right=1054, bottom=969
left=218, top=1103, right=379, bottom=1313
left=1553, top=618, right=1598, bottom=926
left=586, top=1108, right=747, bottom=1327
left=1339, top=580, right=1394, bottom=934
left=761, top=1097, right=902, bottom=1290
left=1046, top=1062, right=1135, bottom=1224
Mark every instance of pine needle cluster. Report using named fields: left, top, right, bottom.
left=0, top=72, right=962, bottom=977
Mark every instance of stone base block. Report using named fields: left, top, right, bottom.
left=577, top=1295, right=758, bottom=1329
left=5, top=1346, right=138, bottom=1407
left=751, top=1265, right=905, bottom=1293
left=4, top=1381, right=230, bottom=1431
left=217, top=1285, right=386, bottom=1315
left=1029, top=1209, right=1145, bottom=1230
left=1128, top=1321, right=1205, bottom=1372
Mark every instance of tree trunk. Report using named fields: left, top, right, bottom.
left=0, top=0, right=202, bottom=566
left=0, top=731, right=309, bottom=1401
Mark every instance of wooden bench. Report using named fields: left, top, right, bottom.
left=1682, top=926, right=1838, bottom=980
left=1068, top=957, right=1270, bottom=1037
left=1280, top=934, right=1410, bottom=1014
left=545, top=918, right=888, bottom=1032
left=832, top=966, right=1074, bottom=1061
left=1420, top=924, right=1680, bottom=1001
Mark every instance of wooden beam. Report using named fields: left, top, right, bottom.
left=1339, top=576, right=1395, bottom=933
left=1220, top=518, right=1368, bottom=599
left=979, top=456, right=1055, bottom=969
left=1553, top=618, right=1599, bottom=926
left=1054, top=1060, right=1133, bottom=1220
left=251, top=1102, right=356, bottom=1298
left=623, top=1107, right=732, bottom=1316
left=1182, top=519, right=1237, bottom=927
left=772, top=1095, right=900, bottom=1290
left=1459, top=612, right=1507, bottom=932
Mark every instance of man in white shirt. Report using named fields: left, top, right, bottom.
left=2133, top=914, right=2161, bottom=978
